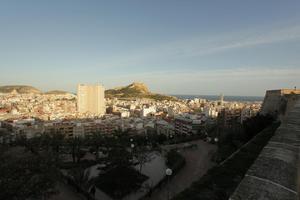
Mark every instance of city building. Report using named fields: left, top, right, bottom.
left=220, top=93, right=224, bottom=106
left=140, top=106, right=156, bottom=117
left=217, top=108, right=241, bottom=128
left=156, top=120, right=175, bottom=137
left=174, top=114, right=203, bottom=135
left=203, top=107, right=218, bottom=118
left=77, top=84, right=105, bottom=116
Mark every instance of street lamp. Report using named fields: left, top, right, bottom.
left=166, top=168, right=172, bottom=176
left=131, top=143, right=135, bottom=149
left=130, top=143, right=135, bottom=160
left=214, top=137, right=219, bottom=143
left=165, top=168, right=173, bottom=200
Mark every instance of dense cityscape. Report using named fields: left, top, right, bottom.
left=0, top=83, right=261, bottom=144
left=1, top=1, right=300, bottom=200
left=0, top=82, right=276, bottom=200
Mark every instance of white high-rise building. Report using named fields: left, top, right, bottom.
left=220, top=93, right=224, bottom=106
left=77, top=84, right=105, bottom=116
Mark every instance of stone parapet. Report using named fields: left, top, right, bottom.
left=230, top=100, right=300, bottom=200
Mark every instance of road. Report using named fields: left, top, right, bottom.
left=145, top=140, right=217, bottom=200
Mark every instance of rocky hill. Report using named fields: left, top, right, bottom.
left=0, top=85, right=41, bottom=94
left=105, top=82, right=177, bottom=101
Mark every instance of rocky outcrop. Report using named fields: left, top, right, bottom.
left=105, top=82, right=177, bottom=100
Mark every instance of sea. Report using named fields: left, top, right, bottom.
left=172, top=95, right=264, bottom=102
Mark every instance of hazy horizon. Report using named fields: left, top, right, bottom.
left=1, top=1, right=300, bottom=96
left=0, top=83, right=266, bottom=97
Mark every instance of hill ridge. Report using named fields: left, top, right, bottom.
left=105, top=82, right=176, bottom=101
left=0, top=85, right=41, bottom=94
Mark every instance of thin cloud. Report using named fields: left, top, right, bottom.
left=189, top=25, right=300, bottom=56
left=97, top=24, right=300, bottom=68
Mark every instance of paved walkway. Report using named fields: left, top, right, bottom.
left=145, top=140, right=217, bottom=200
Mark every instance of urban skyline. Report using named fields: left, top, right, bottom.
left=1, top=1, right=300, bottom=200
left=0, top=1, right=300, bottom=96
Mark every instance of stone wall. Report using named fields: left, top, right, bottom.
left=261, top=89, right=300, bottom=120
left=230, top=100, right=300, bottom=200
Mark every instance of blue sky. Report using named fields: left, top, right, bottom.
left=0, top=0, right=300, bottom=96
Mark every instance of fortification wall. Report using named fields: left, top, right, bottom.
left=261, top=89, right=300, bottom=119
left=230, top=100, right=300, bottom=200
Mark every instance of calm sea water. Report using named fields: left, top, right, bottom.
left=173, top=95, right=264, bottom=102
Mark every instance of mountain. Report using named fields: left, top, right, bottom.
left=0, top=85, right=41, bottom=94
left=105, top=82, right=177, bottom=101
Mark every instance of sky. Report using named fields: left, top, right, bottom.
left=0, top=0, right=300, bottom=96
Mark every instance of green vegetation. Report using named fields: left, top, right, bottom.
left=1, top=130, right=192, bottom=199
left=0, top=147, right=59, bottom=200
left=173, top=122, right=280, bottom=200
left=68, top=167, right=95, bottom=192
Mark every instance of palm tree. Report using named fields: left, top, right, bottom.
left=135, top=146, right=151, bottom=173
left=68, top=167, right=95, bottom=193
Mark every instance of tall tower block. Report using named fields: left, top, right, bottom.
left=77, top=84, right=105, bottom=116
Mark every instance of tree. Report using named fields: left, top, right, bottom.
left=135, top=146, right=151, bottom=173
left=0, top=147, right=59, bottom=200
left=40, top=133, right=52, bottom=152
left=107, top=145, right=132, bottom=168
left=67, top=136, right=85, bottom=163
left=25, top=136, right=42, bottom=154
left=90, top=132, right=104, bottom=161
left=0, top=128, right=12, bottom=144
left=68, top=167, right=95, bottom=193
left=50, top=131, right=65, bottom=163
